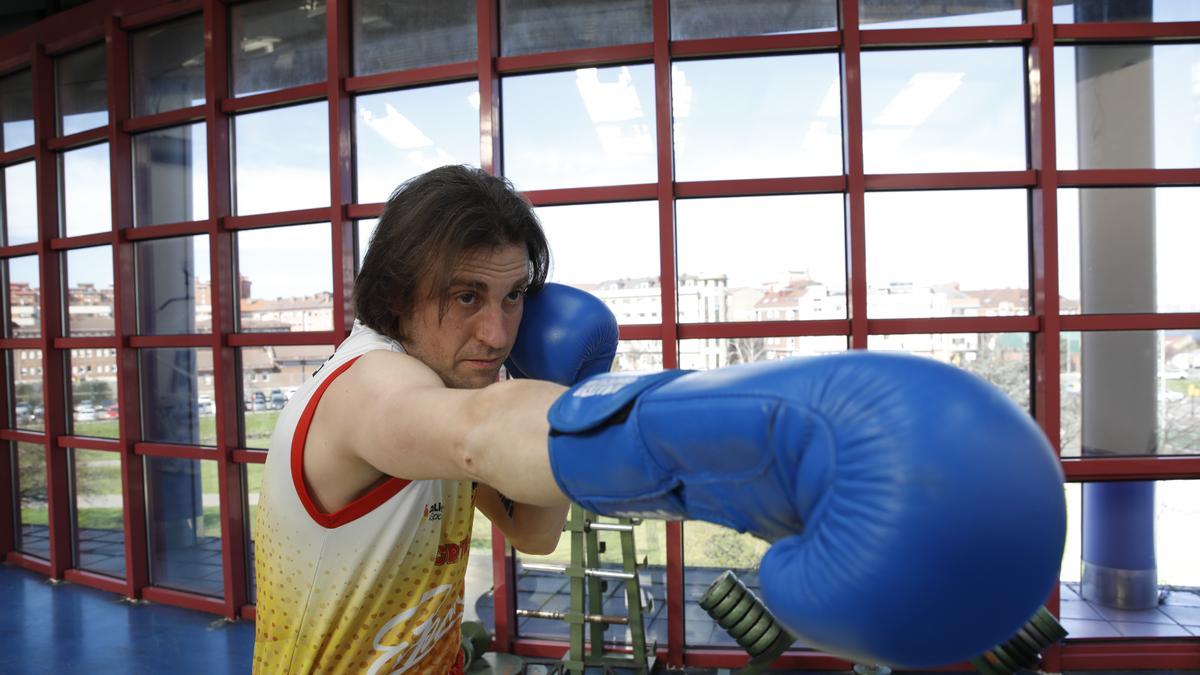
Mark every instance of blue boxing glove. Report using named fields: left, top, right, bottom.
left=506, top=283, right=619, bottom=386
left=546, top=352, right=1066, bottom=668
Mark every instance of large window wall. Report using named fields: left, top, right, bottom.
left=1, top=0, right=1197, bottom=669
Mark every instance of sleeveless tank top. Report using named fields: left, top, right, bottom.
left=252, top=321, right=474, bottom=674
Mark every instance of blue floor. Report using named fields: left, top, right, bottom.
left=4, top=561, right=1198, bottom=675
left=0, top=563, right=255, bottom=675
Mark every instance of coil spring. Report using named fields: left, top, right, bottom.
left=699, top=570, right=793, bottom=661
left=970, top=605, right=1068, bottom=675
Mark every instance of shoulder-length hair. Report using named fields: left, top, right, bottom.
left=353, top=165, right=550, bottom=341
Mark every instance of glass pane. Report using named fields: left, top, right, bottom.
left=1054, top=0, right=1200, bottom=23
left=241, top=344, right=332, bottom=449
left=64, top=246, right=115, bottom=337
left=3, top=161, right=38, bottom=246
left=865, top=190, right=1028, bottom=318
left=5, top=255, right=40, bottom=339
left=680, top=336, right=847, bottom=370
left=16, top=442, right=49, bottom=559
left=500, top=0, right=651, bottom=57
left=57, top=43, right=108, bottom=135
left=354, top=82, right=481, bottom=204
left=136, top=235, right=211, bottom=335
left=1055, top=45, right=1200, bottom=171
left=61, top=143, right=112, bottom=237
left=140, top=348, right=214, bottom=446
left=502, top=65, right=656, bottom=190
left=231, top=0, right=327, bottom=97
left=1059, top=480, right=1199, bottom=640
left=676, top=194, right=846, bottom=323
left=682, top=523, right=769, bottom=647
left=234, top=102, right=330, bottom=215
left=861, top=47, right=1026, bottom=173
left=131, top=13, right=206, bottom=116
left=133, top=123, right=208, bottom=226
left=861, top=0, right=1023, bottom=28
left=72, top=448, right=125, bottom=578
left=355, top=218, right=378, bottom=273
left=672, top=54, right=842, bottom=181
left=1, top=69, right=34, bottom=151
left=536, top=202, right=659, bottom=325
left=515, top=517, right=665, bottom=643
left=69, top=348, right=119, bottom=439
left=1058, top=187, right=1200, bottom=315
left=670, top=0, right=837, bottom=40
left=869, top=332, right=1031, bottom=410
left=237, top=223, right=333, bottom=332
left=145, top=456, right=222, bottom=597
left=10, top=350, right=43, bottom=431
left=1060, top=330, right=1200, bottom=458
left=245, top=461, right=264, bottom=602
left=613, top=339, right=662, bottom=372
left=352, top=0, right=476, bottom=75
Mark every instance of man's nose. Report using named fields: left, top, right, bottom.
left=474, top=302, right=511, bottom=350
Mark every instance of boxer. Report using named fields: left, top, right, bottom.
left=253, top=165, right=1065, bottom=674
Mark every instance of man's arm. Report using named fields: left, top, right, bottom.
left=309, top=349, right=569, bottom=508
left=474, top=484, right=568, bottom=555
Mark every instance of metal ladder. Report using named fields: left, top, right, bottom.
left=519, top=504, right=655, bottom=674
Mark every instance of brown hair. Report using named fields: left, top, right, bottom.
left=353, top=165, right=550, bottom=341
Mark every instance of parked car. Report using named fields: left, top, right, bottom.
left=106, top=403, right=120, bottom=419
left=197, top=397, right=214, bottom=416
left=252, top=391, right=267, bottom=412
left=269, top=389, right=286, bottom=410
left=14, top=402, right=31, bottom=422
left=74, top=403, right=97, bottom=422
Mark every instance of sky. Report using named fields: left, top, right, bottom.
left=2, top=3, right=1198, bottom=310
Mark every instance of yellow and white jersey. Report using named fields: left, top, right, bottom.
left=253, top=321, right=475, bottom=675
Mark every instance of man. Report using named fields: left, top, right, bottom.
left=254, top=165, right=1068, bottom=673
left=252, top=166, right=607, bottom=674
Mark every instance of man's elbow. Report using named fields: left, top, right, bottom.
left=510, top=530, right=563, bottom=556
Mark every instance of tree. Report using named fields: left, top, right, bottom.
left=16, top=445, right=47, bottom=506
left=701, top=531, right=762, bottom=571
left=959, top=336, right=1030, bottom=412
left=726, top=337, right=768, bottom=366
left=14, top=382, right=42, bottom=407
left=72, top=379, right=114, bottom=406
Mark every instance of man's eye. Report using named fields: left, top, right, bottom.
left=505, top=290, right=525, bottom=302
left=456, top=293, right=477, bottom=305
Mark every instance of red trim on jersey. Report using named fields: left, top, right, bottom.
left=291, top=355, right=412, bottom=528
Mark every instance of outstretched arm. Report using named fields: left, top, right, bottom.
left=311, top=350, right=570, bottom=508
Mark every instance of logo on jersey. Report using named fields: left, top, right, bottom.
left=423, top=502, right=443, bottom=521
left=434, top=536, right=469, bottom=567
left=368, top=584, right=461, bottom=674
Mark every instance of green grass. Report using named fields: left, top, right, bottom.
left=75, top=507, right=125, bottom=530
left=21, top=506, right=221, bottom=536
left=72, top=419, right=120, bottom=439
left=73, top=453, right=264, bottom=498
left=243, top=411, right=280, bottom=448
left=66, top=410, right=282, bottom=449
left=28, top=499, right=768, bottom=574
left=21, top=507, right=48, bottom=526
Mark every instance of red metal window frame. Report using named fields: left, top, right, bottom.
left=0, top=0, right=1196, bottom=669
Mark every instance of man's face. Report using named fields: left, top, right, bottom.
left=400, top=244, right=528, bottom=389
